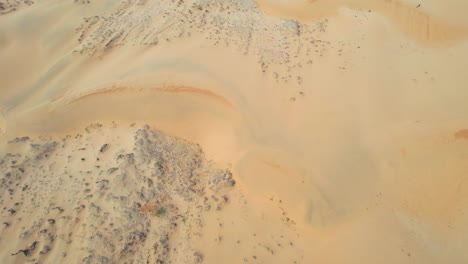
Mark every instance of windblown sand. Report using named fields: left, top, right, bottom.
left=1, top=0, right=468, bottom=263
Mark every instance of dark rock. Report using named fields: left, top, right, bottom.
left=99, top=144, right=109, bottom=153
left=107, top=167, right=118, bottom=174
left=40, top=245, right=51, bottom=255
left=194, top=251, right=204, bottom=263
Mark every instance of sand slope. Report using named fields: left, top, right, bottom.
left=1, top=0, right=468, bottom=263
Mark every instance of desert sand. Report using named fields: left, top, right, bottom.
left=1, top=0, right=468, bottom=263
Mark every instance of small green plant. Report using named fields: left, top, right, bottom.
left=155, top=207, right=167, bottom=217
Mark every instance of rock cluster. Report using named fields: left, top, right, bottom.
left=0, top=125, right=235, bottom=263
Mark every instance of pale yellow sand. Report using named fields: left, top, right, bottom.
left=1, top=0, right=468, bottom=263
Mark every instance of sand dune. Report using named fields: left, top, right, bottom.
left=68, top=86, right=235, bottom=109
left=255, top=0, right=468, bottom=45
left=1, top=0, right=468, bottom=263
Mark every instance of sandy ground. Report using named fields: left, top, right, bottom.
left=1, top=0, right=468, bottom=263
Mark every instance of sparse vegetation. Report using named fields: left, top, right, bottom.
left=0, top=124, right=235, bottom=262
left=155, top=207, right=167, bottom=217
left=74, top=0, right=330, bottom=85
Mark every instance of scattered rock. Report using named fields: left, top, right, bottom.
left=1, top=125, right=236, bottom=262
left=194, top=251, right=204, bottom=263
left=40, top=245, right=51, bottom=255
left=8, top=137, right=30, bottom=144
left=99, top=144, right=109, bottom=153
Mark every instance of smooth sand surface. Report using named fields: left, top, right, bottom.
left=1, top=0, right=468, bottom=263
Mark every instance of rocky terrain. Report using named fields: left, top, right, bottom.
left=0, top=124, right=235, bottom=263
left=0, top=0, right=34, bottom=15
left=74, top=0, right=329, bottom=84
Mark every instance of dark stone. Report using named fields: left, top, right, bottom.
left=99, top=144, right=109, bottom=153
